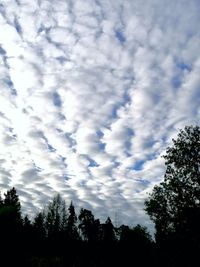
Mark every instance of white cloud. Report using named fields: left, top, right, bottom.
left=0, top=0, right=199, bottom=231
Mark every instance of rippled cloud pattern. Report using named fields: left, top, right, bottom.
left=0, top=0, right=200, bottom=229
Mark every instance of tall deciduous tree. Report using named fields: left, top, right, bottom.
left=145, top=125, right=200, bottom=243
left=102, top=217, right=116, bottom=243
left=78, top=208, right=100, bottom=242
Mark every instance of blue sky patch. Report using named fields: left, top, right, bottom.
left=96, top=130, right=106, bottom=151
left=4, top=76, right=17, bottom=95
left=53, top=92, right=62, bottom=107
left=96, top=130, right=104, bottom=138
left=176, top=61, right=192, bottom=72
left=111, top=106, right=118, bottom=119
left=133, top=160, right=145, bottom=171
left=14, top=17, right=22, bottom=35
left=88, top=158, right=99, bottom=168
left=63, top=174, right=70, bottom=181
left=0, top=45, right=6, bottom=55
left=41, top=134, right=56, bottom=152
left=115, top=30, right=126, bottom=44
left=47, top=143, right=56, bottom=152
left=56, top=56, right=69, bottom=64
left=171, top=76, right=181, bottom=88
left=99, top=142, right=106, bottom=151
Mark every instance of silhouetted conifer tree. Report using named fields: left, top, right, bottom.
left=45, top=194, right=67, bottom=238
left=67, top=201, right=79, bottom=241
left=4, top=187, right=22, bottom=222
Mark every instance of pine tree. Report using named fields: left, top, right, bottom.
left=4, top=187, right=22, bottom=222
left=45, top=194, right=68, bottom=238
left=67, top=201, right=79, bottom=241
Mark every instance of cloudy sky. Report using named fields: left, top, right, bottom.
left=0, top=0, right=200, bottom=230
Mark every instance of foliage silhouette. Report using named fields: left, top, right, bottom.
left=66, top=201, right=80, bottom=242
left=145, top=125, right=200, bottom=266
left=78, top=208, right=101, bottom=242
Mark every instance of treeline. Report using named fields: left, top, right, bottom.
left=0, top=188, right=153, bottom=266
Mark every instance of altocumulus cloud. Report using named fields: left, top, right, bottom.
left=0, top=0, right=200, bottom=230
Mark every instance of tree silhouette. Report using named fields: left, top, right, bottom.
left=21, top=214, right=34, bottom=255
left=4, top=187, right=22, bottom=222
left=66, top=201, right=79, bottom=241
left=0, top=187, right=23, bottom=260
left=33, top=211, right=46, bottom=239
left=102, top=217, right=116, bottom=243
left=43, top=194, right=68, bottom=255
left=78, top=208, right=101, bottom=242
left=33, top=211, right=46, bottom=254
left=45, top=194, right=68, bottom=238
left=145, top=125, right=200, bottom=265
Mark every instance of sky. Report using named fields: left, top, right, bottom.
left=0, top=0, right=200, bottom=231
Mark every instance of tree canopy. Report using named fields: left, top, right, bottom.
left=145, top=125, right=200, bottom=265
